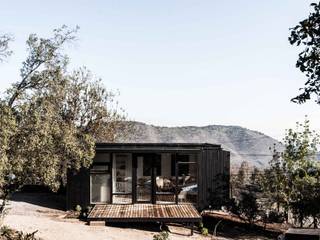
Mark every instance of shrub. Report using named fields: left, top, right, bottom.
left=153, top=231, right=169, bottom=240
left=0, top=226, right=40, bottom=240
left=75, top=205, right=82, bottom=212
left=201, top=227, right=209, bottom=236
left=267, top=211, right=285, bottom=223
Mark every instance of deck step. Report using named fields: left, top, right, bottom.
left=89, top=220, right=105, bottom=226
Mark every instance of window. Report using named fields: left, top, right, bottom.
left=94, top=153, right=111, bottom=163
left=90, top=173, right=111, bottom=203
left=171, top=155, right=189, bottom=176
left=112, top=154, right=132, bottom=204
left=156, top=153, right=176, bottom=204
left=141, top=155, right=161, bottom=176
left=91, top=164, right=109, bottom=171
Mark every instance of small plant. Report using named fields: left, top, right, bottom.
left=0, top=225, right=15, bottom=238
left=153, top=231, right=169, bottom=240
left=201, top=227, right=208, bottom=236
left=267, top=210, right=285, bottom=223
left=80, top=205, right=93, bottom=219
left=0, top=226, right=39, bottom=240
left=75, top=205, right=82, bottom=212
left=86, top=206, right=92, bottom=214
left=198, top=221, right=204, bottom=230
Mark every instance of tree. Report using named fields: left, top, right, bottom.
left=262, top=145, right=289, bottom=215
left=263, top=119, right=320, bottom=227
left=0, top=34, right=12, bottom=62
left=0, top=26, right=127, bottom=194
left=289, top=2, right=320, bottom=104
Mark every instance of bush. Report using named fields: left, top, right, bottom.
left=201, top=227, right=209, bottom=236
left=74, top=205, right=82, bottom=212
left=267, top=211, right=285, bottom=223
left=0, top=226, right=40, bottom=240
left=198, top=222, right=204, bottom=230
left=153, top=231, right=169, bottom=240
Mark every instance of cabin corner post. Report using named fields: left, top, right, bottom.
left=110, top=152, right=113, bottom=204
left=174, top=152, right=179, bottom=205
left=132, top=154, right=137, bottom=203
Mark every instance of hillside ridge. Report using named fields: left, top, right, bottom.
left=118, top=121, right=282, bottom=168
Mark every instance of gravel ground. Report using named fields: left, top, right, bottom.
left=3, top=193, right=225, bottom=240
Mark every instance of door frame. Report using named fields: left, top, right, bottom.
left=132, top=153, right=157, bottom=204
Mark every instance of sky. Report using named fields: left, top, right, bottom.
left=0, top=0, right=319, bottom=140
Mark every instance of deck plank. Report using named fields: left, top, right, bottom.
left=88, top=204, right=201, bottom=223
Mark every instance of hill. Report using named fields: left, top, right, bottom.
left=118, top=122, right=282, bottom=168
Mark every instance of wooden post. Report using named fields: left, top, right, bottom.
left=190, top=223, right=194, bottom=236
left=132, top=154, right=137, bottom=203
left=110, top=153, right=113, bottom=204
left=175, top=153, right=178, bottom=204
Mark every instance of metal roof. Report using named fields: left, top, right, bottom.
left=95, top=142, right=221, bottom=152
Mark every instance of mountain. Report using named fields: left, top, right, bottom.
left=118, top=122, right=282, bottom=169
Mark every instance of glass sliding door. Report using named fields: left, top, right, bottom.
left=155, top=153, right=176, bottom=204
left=90, top=173, right=111, bottom=203
left=176, top=154, right=198, bottom=204
left=90, top=153, right=111, bottom=204
left=112, top=153, right=132, bottom=204
left=136, top=155, right=153, bottom=202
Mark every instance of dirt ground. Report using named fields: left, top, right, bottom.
left=3, top=193, right=273, bottom=240
left=3, top=193, right=213, bottom=240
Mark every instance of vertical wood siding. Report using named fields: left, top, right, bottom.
left=66, top=168, right=90, bottom=210
left=198, top=148, right=230, bottom=210
left=66, top=145, right=230, bottom=210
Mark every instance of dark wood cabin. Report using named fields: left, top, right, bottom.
left=66, top=143, right=230, bottom=211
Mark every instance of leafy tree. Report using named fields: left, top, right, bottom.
left=285, top=120, right=320, bottom=227
left=208, top=173, right=230, bottom=209
left=231, top=161, right=250, bottom=199
left=0, top=25, right=127, bottom=196
left=228, top=182, right=263, bottom=226
left=236, top=186, right=260, bottom=226
left=262, top=145, right=289, bottom=215
left=263, top=119, right=320, bottom=227
left=289, top=2, right=320, bottom=104
left=0, top=34, right=12, bottom=62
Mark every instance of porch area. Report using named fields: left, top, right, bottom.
left=87, top=203, right=202, bottom=234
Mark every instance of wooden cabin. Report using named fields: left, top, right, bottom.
left=66, top=143, right=230, bottom=229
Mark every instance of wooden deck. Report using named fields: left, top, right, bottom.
left=88, top=204, right=202, bottom=223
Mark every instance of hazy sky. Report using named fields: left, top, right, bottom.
left=1, top=0, right=319, bottom=140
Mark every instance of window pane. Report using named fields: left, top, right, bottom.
left=113, top=154, right=132, bottom=193
left=90, top=174, right=111, bottom=203
left=94, top=153, right=110, bottom=163
left=156, top=153, right=176, bottom=204
left=92, top=165, right=109, bottom=171
left=171, top=155, right=189, bottom=176
left=112, top=195, right=132, bottom=204
left=137, top=156, right=151, bottom=202
left=177, top=154, right=198, bottom=204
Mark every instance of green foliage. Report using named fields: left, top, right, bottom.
left=198, top=222, right=204, bottom=229
left=266, top=211, right=285, bottom=224
left=153, top=231, right=169, bottom=240
left=263, top=118, right=320, bottom=227
left=0, top=226, right=40, bottom=240
left=0, top=26, right=127, bottom=196
left=229, top=185, right=262, bottom=226
left=75, top=205, right=82, bottom=212
left=0, top=34, right=13, bottom=62
left=208, top=173, right=230, bottom=209
left=201, top=227, right=208, bottom=236
left=289, top=2, right=320, bottom=104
